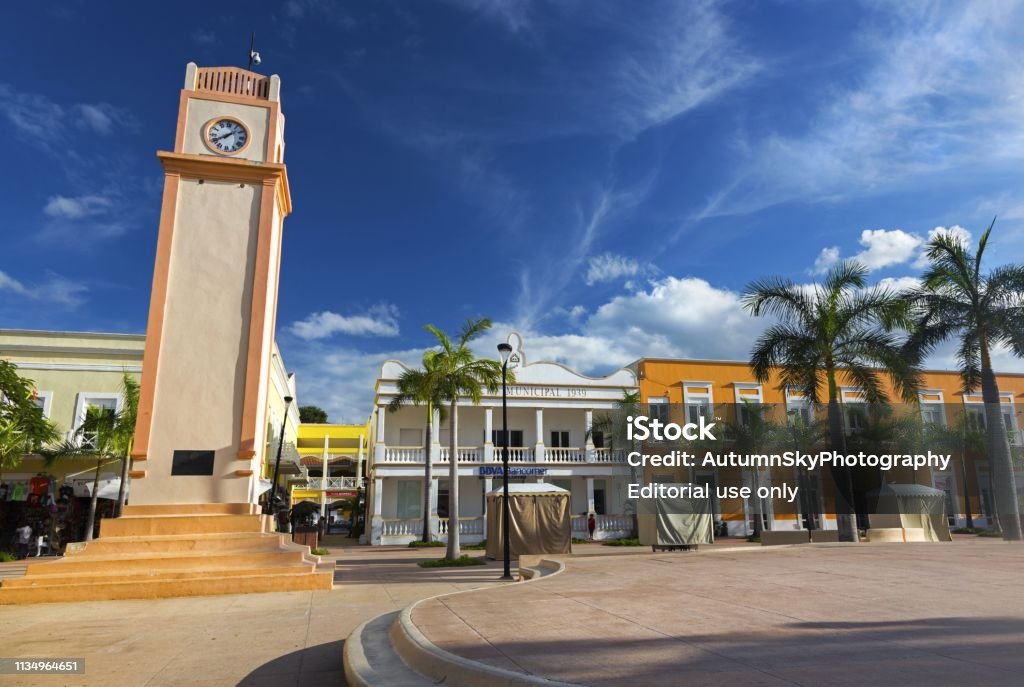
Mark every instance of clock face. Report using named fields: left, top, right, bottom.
left=206, top=118, right=248, bottom=154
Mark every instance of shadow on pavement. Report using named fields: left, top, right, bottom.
left=237, top=639, right=346, bottom=687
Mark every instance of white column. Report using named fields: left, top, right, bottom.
left=586, top=476, right=595, bottom=515
left=370, top=477, right=384, bottom=545
left=320, top=436, right=329, bottom=520
left=356, top=435, right=364, bottom=485
left=484, top=407, right=495, bottom=462
left=584, top=409, right=595, bottom=462
left=482, top=477, right=493, bottom=537
left=432, top=408, right=440, bottom=446
left=374, top=407, right=386, bottom=463
left=429, top=477, right=439, bottom=537
left=534, top=408, right=545, bottom=461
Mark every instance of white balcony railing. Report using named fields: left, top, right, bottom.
left=438, top=516, right=485, bottom=536
left=306, top=476, right=359, bottom=490
left=439, top=447, right=483, bottom=463
left=383, top=447, right=425, bottom=463
left=544, top=448, right=585, bottom=463
left=571, top=514, right=632, bottom=534
left=593, top=448, right=627, bottom=463
left=506, top=447, right=533, bottom=462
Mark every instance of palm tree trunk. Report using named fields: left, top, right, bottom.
left=85, top=457, right=102, bottom=541
left=827, top=369, right=858, bottom=542
left=980, top=340, right=1022, bottom=541
left=422, top=406, right=433, bottom=543
left=445, top=399, right=461, bottom=560
left=116, top=454, right=130, bottom=517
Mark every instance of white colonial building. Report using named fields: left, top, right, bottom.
left=366, top=334, right=638, bottom=545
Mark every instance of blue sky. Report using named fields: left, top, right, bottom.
left=3, top=1, right=1024, bottom=421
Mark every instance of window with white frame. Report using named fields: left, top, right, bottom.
left=733, top=383, right=763, bottom=427
left=647, top=396, right=669, bottom=423
left=785, top=388, right=813, bottom=426
left=919, top=391, right=946, bottom=426
left=31, top=391, right=53, bottom=419
left=74, top=393, right=122, bottom=448
left=840, top=388, right=867, bottom=435
left=964, top=394, right=1018, bottom=443
left=683, top=383, right=713, bottom=425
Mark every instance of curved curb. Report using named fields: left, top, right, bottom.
left=395, top=557, right=579, bottom=686
left=343, top=557, right=580, bottom=687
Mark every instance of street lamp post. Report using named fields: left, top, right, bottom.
left=266, top=395, right=294, bottom=520
left=497, top=343, right=514, bottom=580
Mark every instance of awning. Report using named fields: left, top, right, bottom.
left=70, top=474, right=126, bottom=500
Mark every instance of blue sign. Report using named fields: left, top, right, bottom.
left=478, top=466, right=547, bottom=477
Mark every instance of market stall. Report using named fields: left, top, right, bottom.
left=485, top=483, right=572, bottom=559
left=867, top=483, right=952, bottom=542
left=638, top=483, right=715, bottom=551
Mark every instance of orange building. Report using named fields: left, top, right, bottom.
left=631, top=358, right=1024, bottom=537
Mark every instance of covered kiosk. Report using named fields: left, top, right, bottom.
left=866, top=483, right=952, bottom=542
left=485, top=483, right=572, bottom=559
left=638, top=483, right=715, bottom=551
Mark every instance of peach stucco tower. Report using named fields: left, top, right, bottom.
left=131, top=63, right=292, bottom=506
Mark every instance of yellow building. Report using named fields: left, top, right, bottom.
left=632, top=357, right=1024, bottom=535
left=291, top=423, right=369, bottom=524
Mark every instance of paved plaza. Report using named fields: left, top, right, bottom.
left=415, top=539, right=1024, bottom=686
left=2, top=539, right=1023, bottom=686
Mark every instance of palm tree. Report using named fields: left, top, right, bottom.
left=43, top=373, right=138, bottom=541
left=424, top=319, right=503, bottom=561
left=743, top=260, right=921, bottom=542
left=0, top=361, right=59, bottom=479
left=115, top=374, right=139, bottom=516
left=591, top=390, right=641, bottom=536
left=722, top=401, right=784, bottom=537
left=387, top=352, right=447, bottom=543
left=904, top=219, right=1024, bottom=541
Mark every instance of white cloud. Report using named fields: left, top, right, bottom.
left=811, top=246, right=840, bottom=275
left=44, top=194, right=113, bottom=220
left=290, top=304, right=400, bottom=340
left=0, top=83, right=134, bottom=146
left=705, top=3, right=1024, bottom=217
left=853, top=229, right=924, bottom=270
left=0, top=269, right=87, bottom=307
left=584, top=253, right=653, bottom=286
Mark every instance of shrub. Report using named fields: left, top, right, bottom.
left=602, top=537, right=642, bottom=547
left=951, top=527, right=983, bottom=534
left=417, top=555, right=486, bottom=568
left=408, top=540, right=446, bottom=548
left=977, top=530, right=1004, bottom=538
left=571, top=537, right=589, bottom=544
left=746, top=534, right=761, bottom=543
left=310, top=547, right=331, bottom=556
left=462, top=540, right=487, bottom=550
left=0, top=551, right=15, bottom=562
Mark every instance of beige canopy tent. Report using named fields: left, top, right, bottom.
left=867, top=483, right=952, bottom=542
left=638, top=483, right=714, bottom=550
left=485, top=483, right=572, bottom=559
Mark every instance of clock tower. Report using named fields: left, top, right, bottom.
left=131, top=63, right=292, bottom=506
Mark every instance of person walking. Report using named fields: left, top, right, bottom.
left=587, top=513, right=596, bottom=541
left=15, top=523, right=32, bottom=560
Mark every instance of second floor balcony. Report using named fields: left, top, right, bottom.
left=376, top=445, right=628, bottom=465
